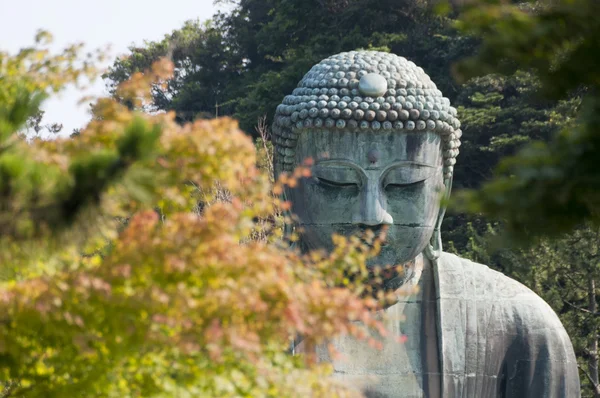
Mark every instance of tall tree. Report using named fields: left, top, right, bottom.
left=106, top=19, right=246, bottom=121
left=104, top=0, right=477, bottom=134
left=0, top=34, right=390, bottom=398
left=455, top=0, right=600, bottom=240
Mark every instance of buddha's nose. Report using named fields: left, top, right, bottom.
left=352, top=178, right=393, bottom=226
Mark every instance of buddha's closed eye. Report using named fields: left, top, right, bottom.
left=384, top=180, right=426, bottom=189
left=313, top=166, right=361, bottom=189
left=382, top=163, right=438, bottom=189
left=316, top=177, right=358, bottom=188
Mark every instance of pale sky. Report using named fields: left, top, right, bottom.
left=0, top=0, right=222, bottom=135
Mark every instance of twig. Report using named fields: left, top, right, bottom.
left=255, top=115, right=274, bottom=181
left=562, top=298, right=600, bottom=316
left=1, top=380, right=19, bottom=398
left=578, top=363, right=600, bottom=396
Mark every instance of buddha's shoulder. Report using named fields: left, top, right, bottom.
left=437, top=252, right=566, bottom=333
left=438, top=251, right=542, bottom=299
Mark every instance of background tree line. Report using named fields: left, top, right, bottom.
left=103, top=0, right=600, bottom=395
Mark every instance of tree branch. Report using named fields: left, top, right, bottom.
left=578, top=363, right=600, bottom=396
left=562, top=297, right=600, bottom=316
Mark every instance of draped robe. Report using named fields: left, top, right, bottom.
left=436, top=252, right=580, bottom=397
left=297, top=252, right=581, bottom=397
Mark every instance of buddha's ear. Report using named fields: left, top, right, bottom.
left=425, top=176, right=452, bottom=262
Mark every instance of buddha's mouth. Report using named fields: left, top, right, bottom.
left=355, top=224, right=387, bottom=234
left=332, top=223, right=431, bottom=242
left=356, top=224, right=389, bottom=239
left=296, top=223, right=433, bottom=255
left=299, top=222, right=433, bottom=242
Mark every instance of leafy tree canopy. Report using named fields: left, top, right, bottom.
left=0, top=33, right=393, bottom=398
left=454, top=0, right=600, bottom=241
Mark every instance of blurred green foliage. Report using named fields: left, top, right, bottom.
left=0, top=34, right=391, bottom=397
left=453, top=0, right=600, bottom=240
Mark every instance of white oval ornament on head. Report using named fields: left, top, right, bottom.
left=358, top=73, right=388, bottom=97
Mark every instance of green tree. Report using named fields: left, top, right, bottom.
left=105, top=19, right=246, bottom=121
left=454, top=0, right=600, bottom=240
left=104, top=0, right=478, bottom=134
left=0, top=34, right=393, bottom=398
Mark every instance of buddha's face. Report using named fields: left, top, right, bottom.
left=286, top=129, right=444, bottom=268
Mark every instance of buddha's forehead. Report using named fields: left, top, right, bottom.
left=295, top=130, right=441, bottom=168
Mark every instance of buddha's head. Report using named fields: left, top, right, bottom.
left=273, top=51, right=461, bottom=268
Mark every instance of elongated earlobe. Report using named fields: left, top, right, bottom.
left=424, top=177, right=452, bottom=264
